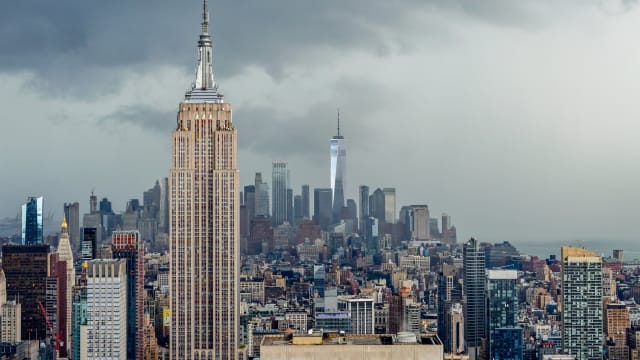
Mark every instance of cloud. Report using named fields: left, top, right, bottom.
left=100, top=105, right=174, bottom=133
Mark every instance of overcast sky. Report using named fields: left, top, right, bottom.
left=1, top=0, right=639, bottom=246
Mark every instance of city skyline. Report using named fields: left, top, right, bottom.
left=2, top=1, right=640, bottom=246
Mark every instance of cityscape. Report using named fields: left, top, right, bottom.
left=0, top=1, right=639, bottom=360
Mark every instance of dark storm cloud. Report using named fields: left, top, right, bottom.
left=0, top=0, right=585, bottom=96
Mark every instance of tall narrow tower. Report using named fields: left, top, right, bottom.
left=170, top=1, right=239, bottom=359
left=330, top=111, right=346, bottom=224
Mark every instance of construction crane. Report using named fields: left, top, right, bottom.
left=37, top=300, right=63, bottom=352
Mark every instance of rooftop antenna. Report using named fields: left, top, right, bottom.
left=337, top=108, right=340, bottom=137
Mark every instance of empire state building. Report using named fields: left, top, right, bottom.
left=170, top=1, right=239, bottom=359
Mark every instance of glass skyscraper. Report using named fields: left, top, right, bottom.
left=330, top=115, right=346, bottom=224
left=272, top=161, right=288, bottom=226
left=463, top=237, right=486, bottom=360
left=487, top=270, right=520, bottom=360
left=22, top=196, right=43, bottom=245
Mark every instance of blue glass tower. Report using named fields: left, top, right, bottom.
left=487, top=270, right=519, bottom=360
left=22, top=196, right=43, bottom=245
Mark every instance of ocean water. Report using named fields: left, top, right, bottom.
left=511, top=238, right=640, bottom=261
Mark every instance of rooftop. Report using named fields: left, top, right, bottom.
left=262, top=332, right=442, bottom=347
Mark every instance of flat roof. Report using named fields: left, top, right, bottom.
left=262, top=333, right=442, bottom=347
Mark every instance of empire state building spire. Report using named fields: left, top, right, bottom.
left=186, top=0, right=224, bottom=102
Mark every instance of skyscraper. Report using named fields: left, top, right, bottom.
left=2, top=244, right=49, bottom=340
left=313, top=188, right=332, bottom=230
left=382, top=188, right=396, bottom=223
left=407, top=205, right=430, bottom=241
left=286, top=188, right=294, bottom=224
left=463, top=238, right=486, bottom=360
left=358, top=185, right=369, bottom=236
left=272, top=161, right=288, bottom=226
left=561, top=246, right=603, bottom=360
left=170, top=2, right=239, bottom=358
left=487, top=270, right=519, bottom=360
left=301, top=184, right=310, bottom=219
left=64, top=202, right=80, bottom=253
left=112, top=230, right=144, bottom=360
left=84, top=259, right=127, bottom=359
left=330, top=112, right=346, bottom=224
left=57, top=217, right=76, bottom=357
left=22, top=196, right=43, bottom=245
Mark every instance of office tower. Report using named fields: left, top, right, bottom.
left=82, top=227, right=97, bottom=262
left=159, top=177, right=170, bottom=234
left=369, top=188, right=385, bottom=222
left=330, top=113, right=346, bottom=224
left=382, top=188, right=396, bottom=223
left=463, top=238, right=486, bottom=360
left=345, top=199, right=357, bottom=230
left=447, top=303, right=465, bottom=354
left=286, top=188, right=294, bottom=224
left=486, top=242, right=520, bottom=269
left=301, top=185, right=310, bottom=219
left=21, top=196, right=43, bottom=245
left=57, top=217, right=76, bottom=356
left=48, top=252, right=69, bottom=358
left=561, top=246, right=603, bottom=360
left=358, top=186, right=369, bottom=236
left=337, top=296, right=375, bottom=334
left=170, top=2, right=239, bottom=358
left=313, top=265, right=326, bottom=299
left=84, top=191, right=103, bottom=245
left=72, top=265, right=88, bottom=360
left=112, top=231, right=145, bottom=360
left=313, top=188, right=333, bottom=230
left=244, top=185, right=256, bottom=223
left=407, top=205, right=430, bottom=241
left=2, top=244, right=49, bottom=340
left=493, top=328, right=523, bottom=360
left=255, top=173, right=265, bottom=216
left=364, top=217, right=379, bottom=251
left=293, top=195, right=303, bottom=225
left=64, top=202, right=81, bottom=253
left=84, top=259, right=127, bottom=359
left=272, top=161, right=288, bottom=226
left=487, top=270, right=519, bottom=360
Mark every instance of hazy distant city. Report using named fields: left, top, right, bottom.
left=1, top=1, right=639, bottom=360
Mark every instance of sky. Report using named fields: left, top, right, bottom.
left=1, top=0, right=640, bottom=247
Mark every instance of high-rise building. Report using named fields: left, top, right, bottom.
left=286, top=188, right=294, bottom=224
left=22, top=196, right=43, bottom=245
left=57, top=217, right=76, bottom=357
left=170, top=2, right=239, bottom=358
left=0, top=270, right=21, bottom=345
left=82, top=227, right=97, bottom=262
left=463, top=238, right=486, bottom=360
left=313, top=265, right=326, bottom=299
left=330, top=113, right=346, bottom=224
left=487, top=270, right=519, bottom=360
left=406, top=205, right=430, bottom=241
left=272, top=161, right=288, bottom=226
left=293, top=195, right=303, bottom=225
left=72, top=265, right=88, bottom=360
left=382, top=188, right=396, bottom=223
left=313, top=188, right=332, bottom=230
left=84, top=259, right=127, bottom=359
left=301, top=185, right=310, bottom=219
left=369, top=188, right=385, bottom=222
left=244, top=185, right=256, bottom=223
left=112, top=230, right=145, bottom=360
left=358, top=186, right=369, bottom=236
left=64, top=202, right=81, bottom=253
left=337, top=296, right=375, bottom=334
left=561, top=246, right=603, bottom=360
left=159, top=177, right=170, bottom=234
left=83, top=191, right=103, bottom=245
left=604, top=302, right=629, bottom=359
left=2, top=244, right=49, bottom=340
